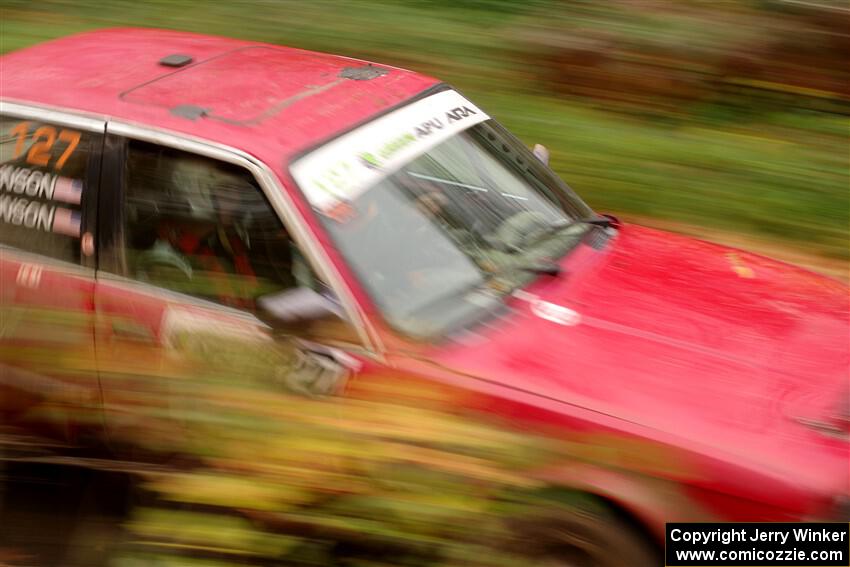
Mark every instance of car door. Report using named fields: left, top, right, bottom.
left=93, top=129, right=367, bottom=457
left=0, top=107, right=103, bottom=445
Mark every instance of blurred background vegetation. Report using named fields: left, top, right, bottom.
left=3, top=327, right=676, bottom=566
left=1, top=0, right=847, bottom=277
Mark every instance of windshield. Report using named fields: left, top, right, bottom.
left=291, top=90, right=594, bottom=338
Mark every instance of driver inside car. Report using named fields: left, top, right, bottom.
left=134, top=159, right=265, bottom=309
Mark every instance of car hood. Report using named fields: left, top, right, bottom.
left=432, top=224, right=849, bottom=485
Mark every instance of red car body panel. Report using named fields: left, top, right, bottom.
left=0, top=28, right=439, bottom=166
left=415, top=226, right=848, bottom=516
left=1, top=29, right=847, bottom=540
left=0, top=257, right=98, bottom=427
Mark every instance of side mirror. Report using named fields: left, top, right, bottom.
left=532, top=144, right=550, bottom=166
left=257, top=287, right=359, bottom=344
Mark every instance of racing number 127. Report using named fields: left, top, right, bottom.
left=10, top=121, right=81, bottom=170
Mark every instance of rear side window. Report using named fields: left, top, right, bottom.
left=0, top=115, right=98, bottom=264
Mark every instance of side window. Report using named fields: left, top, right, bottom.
left=0, top=115, right=97, bottom=263
left=120, top=140, right=317, bottom=312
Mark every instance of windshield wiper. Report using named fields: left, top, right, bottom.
left=478, top=257, right=563, bottom=285
left=527, top=216, right=614, bottom=246
left=574, top=216, right=614, bottom=228
left=514, top=218, right=571, bottom=251
left=518, top=259, right=561, bottom=276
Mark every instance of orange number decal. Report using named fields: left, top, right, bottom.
left=26, top=126, right=57, bottom=167
left=10, top=122, right=29, bottom=159
left=10, top=123, right=82, bottom=169
left=56, top=130, right=81, bottom=170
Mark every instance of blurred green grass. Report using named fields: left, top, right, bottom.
left=2, top=0, right=847, bottom=264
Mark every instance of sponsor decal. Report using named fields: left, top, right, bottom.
left=0, top=195, right=55, bottom=232
left=0, top=196, right=81, bottom=237
left=0, top=165, right=84, bottom=203
left=291, top=90, right=489, bottom=218
left=2, top=122, right=86, bottom=237
left=0, top=165, right=85, bottom=236
left=52, top=207, right=81, bottom=237
left=52, top=177, right=84, bottom=205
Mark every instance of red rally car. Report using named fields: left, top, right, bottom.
left=0, top=28, right=847, bottom=562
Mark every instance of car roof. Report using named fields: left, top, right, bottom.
left=0, top=28, right=439, bottom=167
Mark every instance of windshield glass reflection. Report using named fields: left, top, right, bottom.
left=323, top=120, right=592, bottom=337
